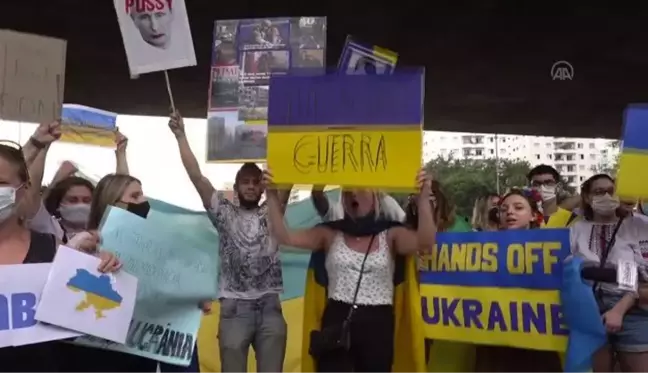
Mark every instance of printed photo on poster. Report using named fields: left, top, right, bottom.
left=209, top=66, right=239, bottom=111
left=113, top=0, right=197, bottom=75
left=292, top=49, right=325, bottom=68
left=240, top=50, right=290, bottom=85
left=338, top=37, right=398, bottom=76
left=290, top=17, right=326, bottom=49
left=207, top=17, right=326, bottom=162
left=238, top=18, right=290, bottom=50
left=238, top=86, right=269, bottom=121
left=212, top=20, right=238, bottom=66
left=207, top=112, right=266, bottom=162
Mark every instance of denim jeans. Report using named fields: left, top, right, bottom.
left=158, top=345, right=200, bottom=372
left=218, top=293, right=287, bottom=372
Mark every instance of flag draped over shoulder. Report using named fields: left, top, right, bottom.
left=301, top=251, right=426, bottom=372
left=561, top=256, right=607, bottom=372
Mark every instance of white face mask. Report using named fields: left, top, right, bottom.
left=539, top=185, right=557, bottom=202
left=58, top=203, right=91, bottom=225
left=591, top=194, right=620, bottom=216
left=0, top=186, right=17, bottom=224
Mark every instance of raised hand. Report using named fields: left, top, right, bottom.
left=31, top=120, right=62, bottom=147
left=417, top=168, right=432, bottom=196
left=115, top=128, right=128, bottom=153
left=262, top=169, right=278, bottom=196
left=168, top=110, right=185, bottom=138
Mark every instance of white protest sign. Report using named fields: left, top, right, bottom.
left=0, top=263, right=81, bottom=348
left=0, top=30, right=66, bottom=124
left=36, top=246, right=138, bottom=344
left=114, top=0, right=197, bottom=75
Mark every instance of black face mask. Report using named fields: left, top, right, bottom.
left=488, top=207, right=499, bottom=224
left=127, top=201, right=150, bottom=219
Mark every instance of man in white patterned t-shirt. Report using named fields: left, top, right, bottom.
left=169, top=112, right=291, bottom=372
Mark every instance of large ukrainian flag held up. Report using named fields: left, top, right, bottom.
left=617, top=105, right=648, bottom=199
left=419, top=229, right=571, bottom=352
left=267, top=72, right=423, bottom=189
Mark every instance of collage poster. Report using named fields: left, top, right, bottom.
left=207, top=17, right=327, bottom=162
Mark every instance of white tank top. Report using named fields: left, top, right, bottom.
left=325, top=231, right=394, bottom=305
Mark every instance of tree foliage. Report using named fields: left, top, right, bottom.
left=417, top=156, right=533, bottom=217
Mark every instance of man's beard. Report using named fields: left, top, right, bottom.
left=237, top=191, right=261, bottom=209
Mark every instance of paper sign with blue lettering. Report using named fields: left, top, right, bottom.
left=0, top=263, right=81, bottom=348
left=617, top=105, right=648, bottom=199
left=60, top=104, right=117, bottom=147
left=419, top=228, right=571, bottom=352
left=267, top=72, right=423, bottom=190
left=73, top=206, right=218, bottom=366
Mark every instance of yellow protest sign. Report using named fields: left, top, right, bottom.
left=267, top=72, right=424, bottom=190
left=268, top=126, right=420, bottom=189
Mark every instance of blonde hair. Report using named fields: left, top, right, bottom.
left=471, top=193, right=500, bottom=231
left=87, top=173, right=141, bottom=230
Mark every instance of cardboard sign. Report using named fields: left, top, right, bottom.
left=0, top=30, right=66, bottom=124
left=267, top=72, right=423, bottom=190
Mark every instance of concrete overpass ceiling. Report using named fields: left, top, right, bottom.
left=1, top=1, right=646, bottom=138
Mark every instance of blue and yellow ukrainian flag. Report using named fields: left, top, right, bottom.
left=60, top=104, right=117, bottom=147
left=617, top=105, right=648, bottom=199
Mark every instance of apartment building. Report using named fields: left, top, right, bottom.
left=423, top=132, right=618, bottom=187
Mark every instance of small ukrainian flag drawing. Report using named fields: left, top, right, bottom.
left=67, top=269, right=123, bottom=319
left=617, top=105, right=648, bottom=199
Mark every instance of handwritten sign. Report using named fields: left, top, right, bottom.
left=267, top=73, right=423, bottom=189
left=617, top=105, right=648, bottom=199
left=419, top=229, right=571, bottom=352
left=0, top=30, right=66, bottom=124
left=0, top=263, right=81, bottom=348
left=268, top=127, right=420, bottom=188
left=74, top=206, right=218, bottom=366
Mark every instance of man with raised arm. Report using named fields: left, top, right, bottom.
left=169, top=111, right=291, bottom=372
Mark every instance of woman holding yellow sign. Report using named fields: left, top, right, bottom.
left=264, top=168, right=432, bottom=372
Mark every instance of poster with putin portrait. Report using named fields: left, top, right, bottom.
left=113, top=0, right=196, bottom=76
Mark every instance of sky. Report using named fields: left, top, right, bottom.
left=1, top=116, right=245, bottom=211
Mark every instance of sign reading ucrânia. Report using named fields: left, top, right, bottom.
left=267, top=72, right=423, bottom=189
left=0, top=30, right=66, bottom=124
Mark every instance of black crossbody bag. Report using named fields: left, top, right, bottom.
left=308, top=235, right=375, bottom=359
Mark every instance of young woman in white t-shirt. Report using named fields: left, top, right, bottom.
left=570, top=174, right=648, bottom=372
